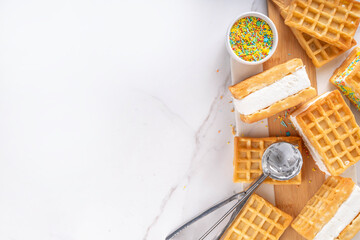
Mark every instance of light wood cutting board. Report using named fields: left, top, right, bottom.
left=265, top=0, right=325, bottom=239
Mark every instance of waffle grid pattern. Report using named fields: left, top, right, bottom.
left=296, top=91, right=360, bottom=175
left=279, top=6, right=356, bottom=67
left=222, top=194, right=292, bottom=240
left=285, top=0, right=360, bottom=50
left=297, top=31, right=355, bottom=67
left=233, top=137, right=302, bottom=184
left=292, top=176, right=355, bottom=239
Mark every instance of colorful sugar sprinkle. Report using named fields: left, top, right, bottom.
left=268, top=109, right=300, bottom=135
left=229, top=16, right=273, bottom=62
left=280, top=120, right=287, bottom=127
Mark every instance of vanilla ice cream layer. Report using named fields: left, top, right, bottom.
left=290, top=92, right=331, bottom=175
left=314, top=185, right=360, bottom=240
left=233, top=67, right=310, bottom=115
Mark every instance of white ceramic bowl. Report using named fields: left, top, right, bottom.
left=226, top=12, right=278, bottom=65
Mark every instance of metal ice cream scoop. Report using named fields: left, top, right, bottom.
left=165, top=142, right=303, bottom=240
left=262, top=142, right=303, bottom=181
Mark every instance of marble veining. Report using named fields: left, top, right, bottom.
left=144, top=72, right=233, bottom=239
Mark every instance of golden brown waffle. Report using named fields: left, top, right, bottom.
left=289, top=27, right=356, bottom=68
left=221, top=194, right=292, bottom=240
left=330, top=47, right=360, bottom=111
left=233, top=137, right=302, bottom=184
left=291, top=176, right=355, bottom=239
left=290, top=90, right=360, bottom=176
left=285, top=0, right=360, bottom=50
left=337, top=212, right=360, bottom=240
left=272, top=0, right=357, bottom=68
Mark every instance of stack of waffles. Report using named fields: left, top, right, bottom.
left=271, top=0, right=360, bottom=67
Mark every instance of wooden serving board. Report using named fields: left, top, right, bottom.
left=265, top=0, right=325, bottom=239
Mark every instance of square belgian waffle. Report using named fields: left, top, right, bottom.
left=233, top=136, right=302, bottom=184
left=273, top=2, right=357, bottom=68
left=285, top=0, right=360, bottom=50
left=291, top=176, right=355, bottom=239
left=291, top=30, right=356, bottom=68
left=291, top=90, right=360, bottom=176
left=221, top=194, right=292, bottom=240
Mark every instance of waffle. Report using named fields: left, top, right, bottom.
left=290, top=90, right=360, bottom=176
left=233, top=137, right=302, bottom=184
left=337, top=212, right=360, bottom=240
left=221, top=194, right=292, bottom=240
left=330, top=47, right=360, bottom=111
left=291, top=176, right=355, bottom=239
left=288, top=25, right=356, bottom=68
left=284, top=0, right=360, bottom=50
left=272, top=0, right=357, bottom=68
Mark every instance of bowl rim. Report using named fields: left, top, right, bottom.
left=226, top=12, right=278, bottom=65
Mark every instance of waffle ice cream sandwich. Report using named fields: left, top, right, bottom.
left=271, top=0, right=357, bottom=68
left=234, top=136, right=302, bottom=184
left=221, top=194, right=292, bottom=240
left=292, top=176, right=360, bottom=240
left=290, top=90, right=360, bottom=176
left=229, top=58, right=317, bottom=123
left=285, top=0, right=360, bottom=50
left=330, top=47, right=360, bottom=111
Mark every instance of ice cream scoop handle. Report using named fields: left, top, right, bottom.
left=199, top=173, right=268, bottom=240
left=165, top=191, right=244, bottom=240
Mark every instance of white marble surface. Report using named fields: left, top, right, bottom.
left=0, top=0, right=265, bottom=240
left=0, top=0, right=359, bottom=240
